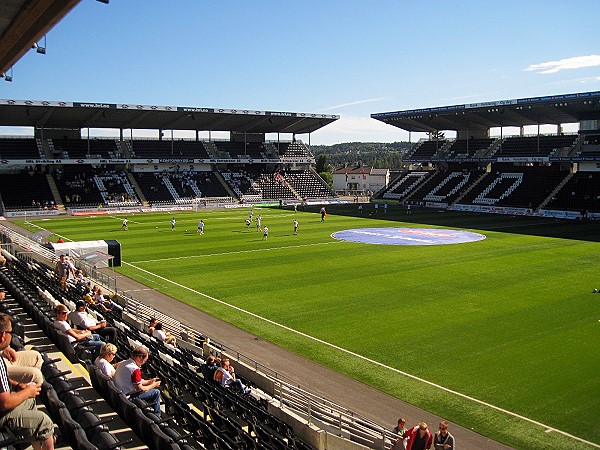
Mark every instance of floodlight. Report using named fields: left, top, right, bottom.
left=35, top=36, right=46, bottom=54
left=2, top=68, right=13, bottom=82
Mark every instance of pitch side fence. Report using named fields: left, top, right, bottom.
left=0, top=223, right=396, bottom=449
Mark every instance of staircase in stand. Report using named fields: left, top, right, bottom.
left=162, top=176, right=180, bottom=200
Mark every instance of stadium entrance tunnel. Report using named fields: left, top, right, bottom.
left=331, top=228, right=486, bottom=246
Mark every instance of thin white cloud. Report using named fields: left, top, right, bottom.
left=584, top=76, right=600, bottom=83
left=317, top=97, right=391, bottom=112
left=309, top=115, right=415, bottom=145
left=525, top=55, right=600, bottom=74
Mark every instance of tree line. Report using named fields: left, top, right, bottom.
left=310, top=141, right=413, bottom=170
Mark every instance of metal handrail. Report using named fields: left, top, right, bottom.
left=0, top=222, right=394, bottom=449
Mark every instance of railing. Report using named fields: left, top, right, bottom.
left=0, top=224, right=117, bottom=292
left=0, top=222, right=394, bottom=449
left=274, top=378, right=397, bottom=449
left=204, top=335, right=394, bottom=449
left=0, top=224, right=57, bottom=263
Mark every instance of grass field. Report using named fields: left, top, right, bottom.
left=18, top=205, right=600, bottom=449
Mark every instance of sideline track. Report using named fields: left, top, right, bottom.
left=122, top=259, right=600, bottom=449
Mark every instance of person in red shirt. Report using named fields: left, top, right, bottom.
left=403, top=422, right=433, bottom=450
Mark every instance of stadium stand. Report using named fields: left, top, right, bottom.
left=382, top=171, right=431, bottom=201
left=252, top=172, right=297, bottom=201
left=404, top=140, right=447, bottom=161
left=445, top=138, right=494, bottom=159
left=221, top=170, right=262, bottom=198
left=0, top=222, right=420, bottom=450
left=132, top=171, right=232, bottom=205
left=51, top=138, right=122, bottom=159
left=0, top=172, right=55, bottom=211
left=408, top=169, right=478, bottom=205
left=493, top=135, right=578, bottom=158
left=0, top=137, right=43, bottom=159
left=544, top=171, right=600, bottom=213
left=129, top=140, right=210, bottom=159
left=455, top=167, right=568, bottom=209
left=53, top=167, right=141, bottom=208
left=0, top=235, right=280, bottom=449
left=278, top=141, right=314, bottom=159
left=0, top=127, right=336, bottom=213
left=370, top=91, right=600, bottom=219
left=285, top=170, right=336, bottom=200
left=213, top=141, right=266, bottom=159
left=53, top=166, right=101, bottom=208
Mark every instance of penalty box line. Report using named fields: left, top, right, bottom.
left=121, top=260, right=598, bottom=449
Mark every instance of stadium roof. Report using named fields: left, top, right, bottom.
left=0, top=0, right=81, bottom=75
left=0, top=3, right=338, bottom=136
left=371, top=91, right=600, bottom=133
left=0, top=99, right=339, bottom=135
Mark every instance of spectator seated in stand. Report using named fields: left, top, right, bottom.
left=214, top=357, right=251, bottom=395
left=2, top=280, right=39, bottom=394
left=69, top=300, right=118, bottom=344
left=94, top=343, right=120, bottom=379
left=0, top=313, right=56, bottom=450
left=92, top=287, right=122, bottom=313
left=53, top=304, right=105, bottom=359
left=147, top=318, right=158, bottom=336
left=113, top=345, right=162, bottom=417
left=1, top=343, right=43, bottom=385
left=200, top=355, right=220, bottom=381
left=151, top=322, right=176, bottom=347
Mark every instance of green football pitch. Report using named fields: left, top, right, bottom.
left=18, top=205, right=600, bottom=449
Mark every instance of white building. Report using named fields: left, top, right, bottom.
left=332, top=167, right=390, bottom=195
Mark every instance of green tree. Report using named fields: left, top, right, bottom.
left=310, top=141, right=412, bottom=169
left=318, top=171, right=333, bottom=187
left=315, top=154, right=331, bottom=173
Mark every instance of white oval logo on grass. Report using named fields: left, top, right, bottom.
left=331, top=228, right=486, bottom=246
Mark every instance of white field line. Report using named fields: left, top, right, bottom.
left=122, top=259, right=600, bottom=448
left=17, top=219, right=600, bottom=446
left=25, top=222, right=72, bottom=242
left=129, top=241, right=341, bottom=264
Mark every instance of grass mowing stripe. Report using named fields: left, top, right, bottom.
left=17, top=208, right=600, bottom=448
left=129, top=240, right=341, bottom=263
left=122, top=258, right=600, bottom=449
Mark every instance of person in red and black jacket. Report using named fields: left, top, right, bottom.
left=403, top=422, right=433, bottom=450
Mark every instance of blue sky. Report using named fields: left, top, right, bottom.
left=2, top=0, right=600, bottom=144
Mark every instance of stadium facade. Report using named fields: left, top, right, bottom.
left=371, top=91, right=600, bottom=220
left=0, top=98, right=341, bottom=218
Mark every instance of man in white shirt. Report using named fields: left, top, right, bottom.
left=54, top=304, right=105, bottom=359
left=69, top=301, right=117, bottom=344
